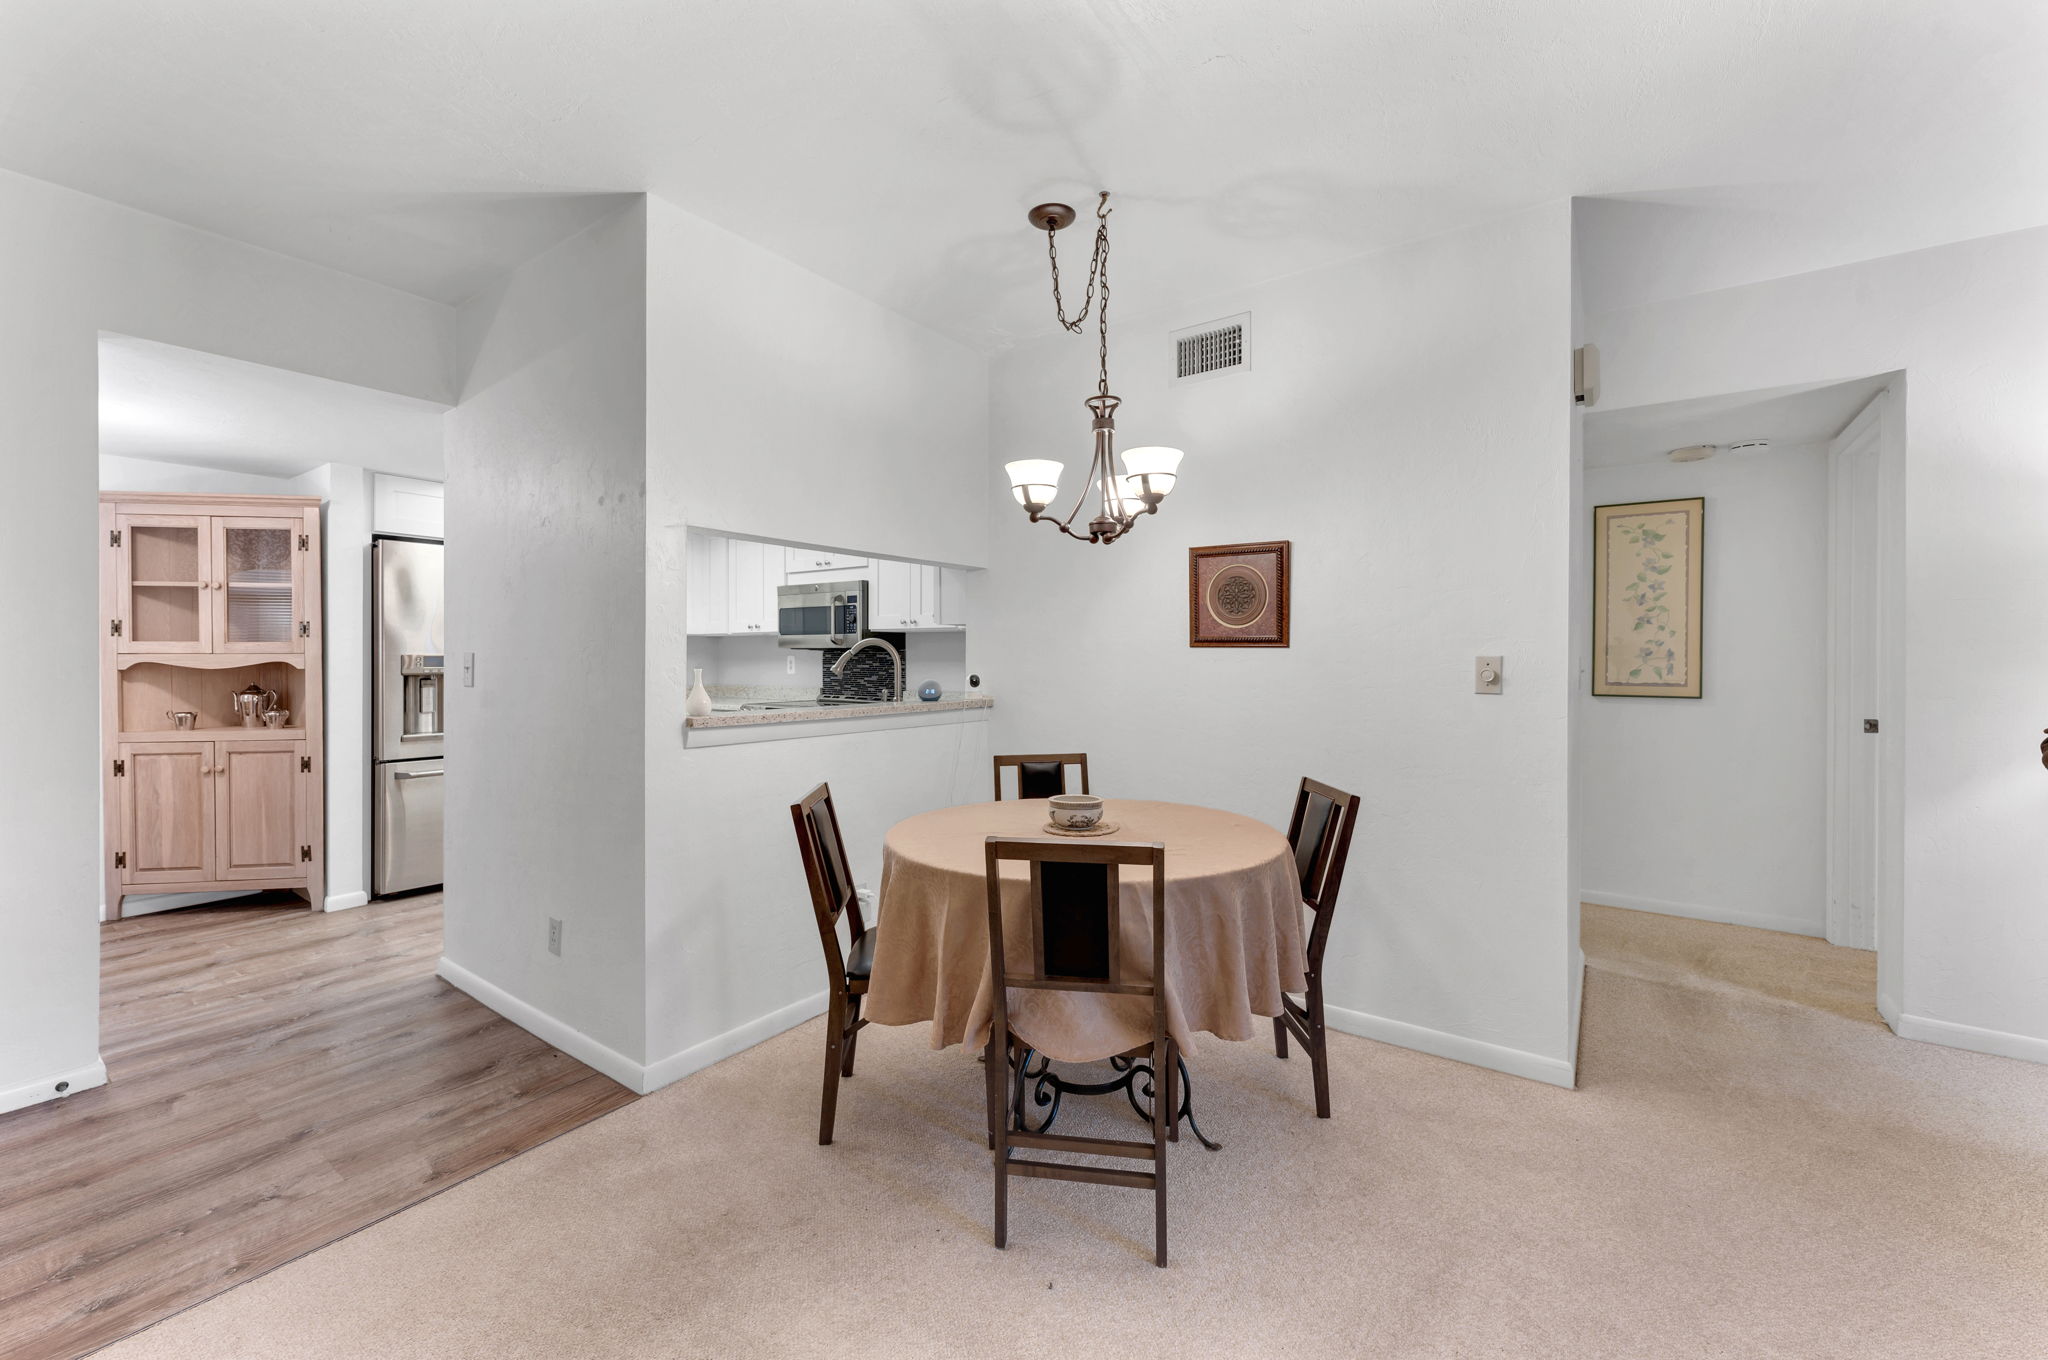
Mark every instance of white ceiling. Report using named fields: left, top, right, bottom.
left=6, top=2, right=2047, bottom=348
left=99, top=334, right=449, bottom=479
left=1582, top=375, right=1893, bottom=469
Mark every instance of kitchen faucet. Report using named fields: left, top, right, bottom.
left=830, top=637, right=903, bottom=703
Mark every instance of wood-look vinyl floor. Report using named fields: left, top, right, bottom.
left=0, top=893, right=638, bottom=1360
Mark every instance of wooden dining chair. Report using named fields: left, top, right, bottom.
left=983, top=836, right=1174, bottom=1267
left=790, top=782, right=876, bottom=1145
left=1273, top=776, right=1359, bottom=1119
left=992, top=752, right=1090, bottom=801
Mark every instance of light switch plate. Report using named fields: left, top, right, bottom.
left=1476, top=655, right=1503, bottom=695
left=462, top=652, right=476, bottom=688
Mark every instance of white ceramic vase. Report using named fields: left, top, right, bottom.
left=684, top=668, right=714, bottom=718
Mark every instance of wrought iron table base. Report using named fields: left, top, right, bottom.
left=1009, top=1047, right=1221, bottom=1151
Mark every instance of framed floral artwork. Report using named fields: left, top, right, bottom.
left=1592, top=497, right=1704, bottom=697
left=1189, top=541, right=1289, bottom=647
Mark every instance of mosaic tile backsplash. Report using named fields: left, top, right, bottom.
left=820, top=635, right=908, bottom=701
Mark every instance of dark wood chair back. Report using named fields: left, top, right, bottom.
left=790, top=781, right=877, bottom=1145
left=991, top=752, right=1090, bottom=801
left=984, top=837, right=1164, bottom=1002
left=983, top=836, right=1173, bottom=1266
left=1286, top=776, right=1358, bottom=972
left=791, top=782, right=864, bottom=972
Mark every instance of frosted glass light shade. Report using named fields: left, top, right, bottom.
left=1006, top=458, right=1063, bottom=509
left=1120, top=446, right=1182, bottom=497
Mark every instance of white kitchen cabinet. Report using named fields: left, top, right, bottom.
left=872, top=558, right=916, bottom=629
left=686, top=532, right=729, bottom=635
left=929, top=567, right=970, bottom=628
left=726, top=539, right=783, bottom=635
left=784, top=547, right=870, bottom=576
left=871, top=560, right=965, bottom=630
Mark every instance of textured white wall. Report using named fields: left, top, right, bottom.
left=983, top=204, right=1579, bottom=1083
left=0, top=166, right=450, bottom=1115
left=442, top=202, right=651, bottom=1072
left=643, top=197, right=990, bottom=1079
left=1586, top=224, right=2048, bottom=1062
left=1578, top=444, right=1830, bottom=936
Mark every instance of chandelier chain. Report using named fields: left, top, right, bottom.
left=1044, top=191, right=1113, bottom=397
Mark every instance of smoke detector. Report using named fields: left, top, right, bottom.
left=1666, top=444, right=1718, bottom=463
left=1726, top=439, right=1771, bottom=453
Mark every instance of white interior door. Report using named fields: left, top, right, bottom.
left=1826, top=393, right=1888, bottom=951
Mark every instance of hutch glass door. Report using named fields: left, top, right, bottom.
left=213, top=517, right=304, bottom=652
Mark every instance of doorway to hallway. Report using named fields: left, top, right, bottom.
left=1575, top=374, right=1904, bottom=1021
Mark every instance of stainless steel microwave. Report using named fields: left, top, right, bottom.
left=776, top=580, right=871, bottom=649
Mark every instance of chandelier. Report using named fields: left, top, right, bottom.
left=1005, top=191, right=1184, bottom=545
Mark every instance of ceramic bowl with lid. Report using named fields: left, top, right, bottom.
left=1047, top=794, right=1105, bottom=830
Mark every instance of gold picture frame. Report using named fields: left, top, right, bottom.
left=1592, top=497, right=1704, bottom=698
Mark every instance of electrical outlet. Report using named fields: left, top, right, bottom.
left=786, top=654, right=796, bottom=675
left=547, top=917, right=563, bottom=956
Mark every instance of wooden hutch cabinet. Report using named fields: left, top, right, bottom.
left=100, top=492, right=324, bottom=919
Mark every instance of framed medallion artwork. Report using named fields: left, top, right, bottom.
left=1189, top=541, right=1290, bottom=647
left=1591, top=497, right=1704, bottom=698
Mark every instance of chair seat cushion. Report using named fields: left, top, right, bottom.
left=846, top=927, right=878, bottom=980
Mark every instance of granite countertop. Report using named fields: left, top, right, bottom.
left=685, top=688, right=992, bottom=729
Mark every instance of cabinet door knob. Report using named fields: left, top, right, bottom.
left=200, top=764, right=211, bottom=775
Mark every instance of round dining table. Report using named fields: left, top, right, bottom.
left=865, top=798, right=1309, bottom=1064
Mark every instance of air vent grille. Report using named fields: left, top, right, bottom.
left=1171, top=312, right=1250, bottom=383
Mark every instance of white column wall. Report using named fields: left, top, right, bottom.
left=440, top=202, right=651, bottom=1082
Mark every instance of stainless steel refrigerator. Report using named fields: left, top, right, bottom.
left=373, top=536, right=444, bottom=896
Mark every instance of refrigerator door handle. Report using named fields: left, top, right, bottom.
left=393, top=769, right=444, bottom=780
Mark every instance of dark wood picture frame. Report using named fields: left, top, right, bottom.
left=1189, top=540, right=1290, bottom=648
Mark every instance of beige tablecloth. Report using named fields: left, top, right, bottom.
left=865, top=799, right=1308, bottom=1062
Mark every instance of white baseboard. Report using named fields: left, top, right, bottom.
left=324, top=891, right=370, bottom=912
left=1583, top=890, right=1825, bottom=939
left=1890, top=1009, right=2048, bottom=1067
left=436, top=958, right=650, bottom=1094
left=641, top=990, right=829, bottom=1092
left=1, top=1057, right=108, bottom=1116
left=1877, top=990, right=1901, bottom=1030
left=1324, top=1003, right=1576, bottom=1089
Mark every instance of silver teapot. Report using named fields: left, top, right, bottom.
left=229, top=684, right=279, bottom=728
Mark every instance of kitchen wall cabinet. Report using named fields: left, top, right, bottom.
left=784, top=547, right=870, bottom=575
left=871, top=560, right=967, bottom=630
left=685, top=531, right=730, bottom=635
left=930, top=567, right=969, bottom=628
left=872, top=558, right=917, bottom=628
left=725, top=538, right=781, bottom=635
left=102, top=492, right=324, bottom=919
left=685, top=532, right=967, bottom=635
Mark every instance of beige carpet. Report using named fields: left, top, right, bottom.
left=103, top=907, right=2048, bottom=1359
